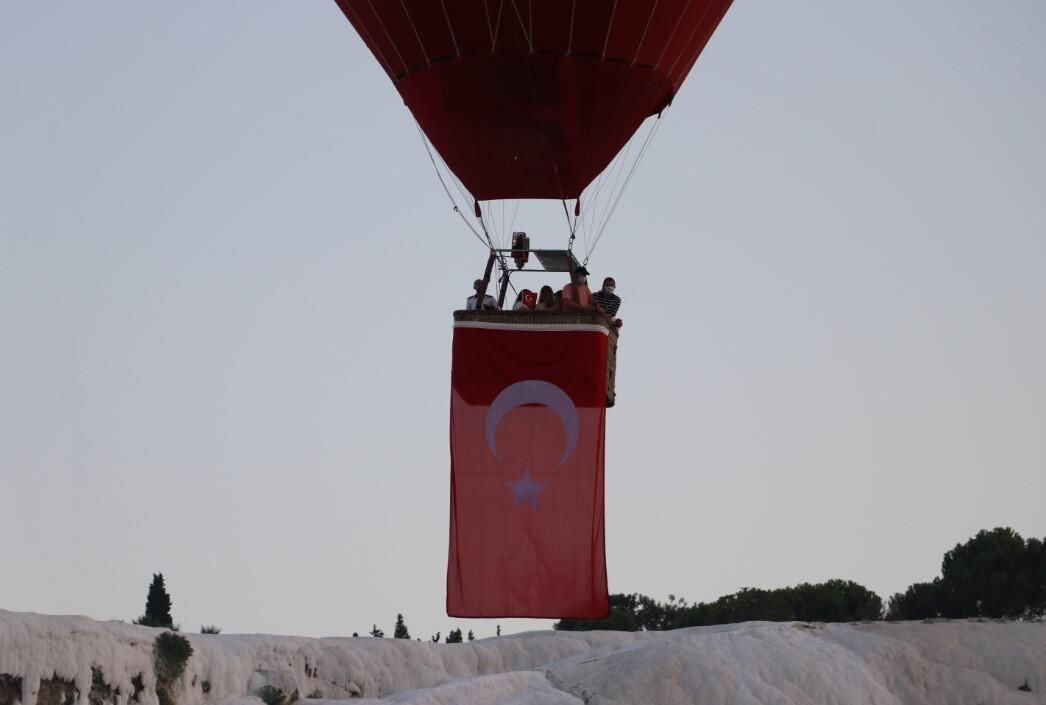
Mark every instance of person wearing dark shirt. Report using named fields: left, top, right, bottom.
left=593, top=277, right=621, bottom=317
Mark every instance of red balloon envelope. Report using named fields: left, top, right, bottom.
left=334, top=0, right=733, bottom=200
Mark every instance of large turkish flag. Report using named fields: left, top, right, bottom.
left=448, top=320, right=610, bottom=618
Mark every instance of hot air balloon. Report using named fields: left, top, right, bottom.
left=335, top=0, right=731, bottom=199
left=332, top=0, right=733, bottom=618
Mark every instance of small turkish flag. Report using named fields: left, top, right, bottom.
left=447, top=320, right=610, bottom=618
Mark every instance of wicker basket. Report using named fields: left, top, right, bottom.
left=454, top=309, right=619, bottom=407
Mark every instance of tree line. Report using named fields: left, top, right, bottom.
left=131, top=527, right=1045, bottom=638
left=554, top=527, right=1046, bottom=630
left=131, top=576, right=485, bottom=641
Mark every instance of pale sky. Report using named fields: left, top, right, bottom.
left=1, top=1, right=1044, bottom=641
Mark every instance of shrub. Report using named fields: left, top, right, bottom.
left=154, top=632, right=193, bottom=682
left=256, top=685, right=285, bottom=705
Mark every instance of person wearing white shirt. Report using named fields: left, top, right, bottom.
left=466, top=279, right=499, bottom=310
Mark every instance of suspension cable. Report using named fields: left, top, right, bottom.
left=417, top=123, right=518, bottom=296
left=577, top=127, right=635, bottom=258
left=560, top=198, right=578, bottom=253
left=585, top=112, right=664, bottom=265
left=415, top=123, right=489, bottom=249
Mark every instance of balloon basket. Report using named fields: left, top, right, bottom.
left=453, top=310, right=619, bottom=408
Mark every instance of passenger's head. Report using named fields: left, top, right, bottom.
left=574, top=266, right=589, bottom=285
left=539, top=285, right=555, bottom=306
left=473, top=279, right=484, bottom=293
left=602, top=277, right=616, bottom=294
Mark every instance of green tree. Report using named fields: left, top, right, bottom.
left=940, top=527, right=1043, bottom=618
left=886, top=580, right=945, bottom=620
left=467, top=630, right=475, bottom=641
left=887, top=528, right=1046, bottom=620
left=135, top=573, right=174, bottom=628
left=555, top=593, right=645, bottom=631
left=369, top=624, right=384, bottom=638
left=556, top=581, right=884, bottom=631
left=394, top=614, right=411, bottom=639
left=445, top=628, right=463, bottom=643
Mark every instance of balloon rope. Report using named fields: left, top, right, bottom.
left=560, top=199, right=578, bottom=251
left=578, top=122, right=639, bottom=258
left=414, top=123, right=488, bottom=249
left=586, top=113, right=664, bottom=265
left=580, top=127, right=636, bottom=256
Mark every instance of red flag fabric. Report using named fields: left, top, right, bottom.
left=448, top=320, right=610, bottom=618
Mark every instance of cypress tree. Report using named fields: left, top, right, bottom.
left=137, top=573, right=173, bottom=628
left=394, top=613, right=410, bottom=639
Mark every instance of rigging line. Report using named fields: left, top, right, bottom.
left=509, top=0, right=534, bottom=52
left=493, top=200, right=502, bottom=249
left=578, top=157, right=618, bottom=239
left=365, top=0, right=409, bottom=76
left=442, top=159, right=478, bottom=224
left=582, top=119, right=648, bottom=251
left=598, top=117, right=663, bottom=240
left=341, top=5, right=396, bottom=78
left=653, top=0, right=691, bottom=71
left=398, top=0, right=431, bottom=68
left=566, top=0, right=576, bottom=55
left=449, top=170, right=472, bottom=210
left=588, top=124, right=641, bottom=224
left=483, top=0, right=495, bottom=49
left=588, top=115, right=663, bottom=260
left=580, top=132, right=635, bottom=248
left=415, top=123, right=488, bottom=248
left=529, top=0, right=533, bottom=46
left=477, top=208, right=509, bottom=280
left=439, top=0, right=461, bottom=58
left=591, top=138, right=634, bottom=236
left=508, top=199, right=520, bottom=237
left=560, top=199, right=578, bottom=250
left=570, top=203, right=582, bottom=256
left=436, top=148, right=484, bottom=238
left=601, top=0, right=619, bottom=60
left=493, top=0, right=505, bottom=50
left=588, top=140, right=631, bottom=218
left=631, top=0, right=660, bottom=66
left=473, top=200, right=512, bottom=276
left=664, top=1, right=717, bottom=76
